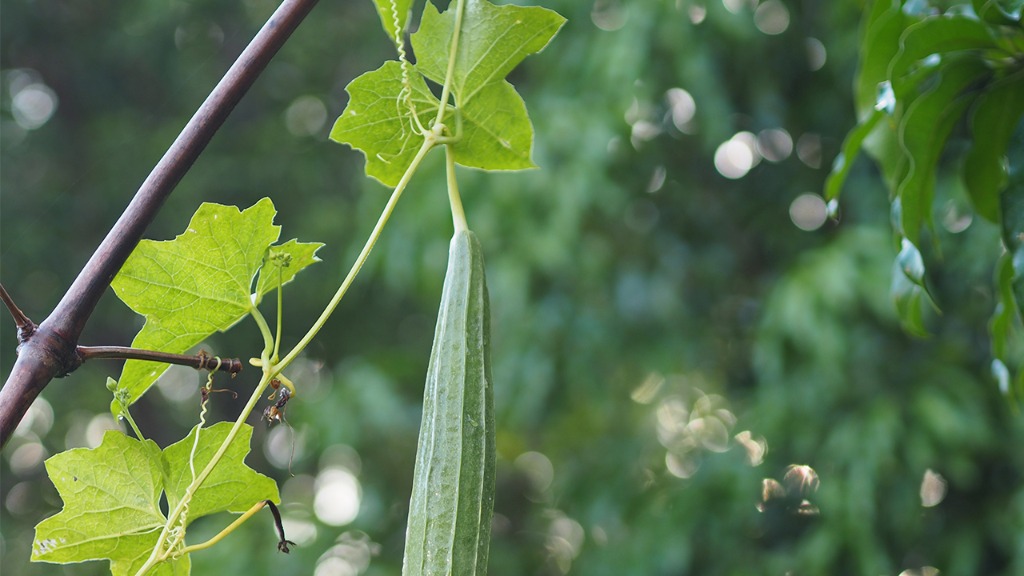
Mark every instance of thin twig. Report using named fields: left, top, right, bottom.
left=0, top=283, right=37, bottom=342
left=76, top=347, right=243, bottom=375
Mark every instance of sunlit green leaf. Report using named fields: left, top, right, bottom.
left=411, top=0, right=565, bottom=171
left=412, top=0, right=565, bottom=105
left=330, top=61, right=442, bottom=187
left=450, top=79, right=536, bottom=171
left=372, top=0, right=415, bottom=43
left=163, top=423, right=279, bottom=522
left=255, top=239, right=324, bottom=300
left=896, top=58, right=989, bottom=244
left=33, top=425, right=277, bottom=575
left=110, top=199, right=319, bottom=412
left=31, top=431, right=190, bottom=576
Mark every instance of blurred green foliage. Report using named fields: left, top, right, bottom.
left=2, top=1, right=1022, bottom=575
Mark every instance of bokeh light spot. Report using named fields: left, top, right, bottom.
left=754, top=0, right=789, bottom=35
left=756, top=128, right=793, bottom=162
left=665, top=88, right=696, bottom=132
left=315, top=531, right=378, bottom=576
left=666, top=451, right=701, bottom=479
left=722, top=0, right=744, bottom=15
left=796, top=133, right=822, bottom=168
left=735, top=430, right=767, bottom=466
left=12, top=82, right=58, bottom=130
left=789, top=193, right=828, bottom=231
left=920, top=469, right=947, bottom=507
left=285, top=95, right=328, bottom=137
left=9, top=442, right=47, bottom=475
left=515, top=451, right=555, bottom=493
left=689, top=5, right=707, bottom=24
left=942, top=202, right=972, bottom=233
left=314, top=467, right=361, bottom=526
left=591, top=0, right=627, bottom=31
left=714, top=135, right=757, bottom=179
left=85, top=414, right=119, bottom=448
left=13, top=396, right=53, bottom=439
left=806, top=37, right=827, bottom=71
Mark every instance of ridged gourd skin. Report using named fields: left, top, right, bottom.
left=402, top=229, right=495, bottom=576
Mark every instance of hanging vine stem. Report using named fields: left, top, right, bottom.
left=433, top=0, right=467, bottom=128
left=390, top=0, right=426, bottom=135
left=134, top=368, right=276, bottom=576
left=136, top=4, right=479, bottom=571
left=136, top=131, right=444, bottom=576
left=273, top=134, right=437, bottom=376
left=446, top=145, right=468, bottom=232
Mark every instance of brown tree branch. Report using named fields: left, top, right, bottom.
left=76, top=347, right=244, bottom=375
left=0, top=283, right=37, bottom=342
left=0, top=0, right=320, bottom=449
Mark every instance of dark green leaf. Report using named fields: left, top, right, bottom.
left=990, top=253, right=1018, bottom=359
left=896, top=58, right=989, bottom=244
left=889, top=15, right=998, bottom=96
left=897, top=237, right=926, bottom=285
left=1002, top=161, right=1024, bottom=317
left=892, top=270, right=931, bottom=337
left=855, top=0, right=906, bottom=117
left=826, top=108, right=884, bottom=201
left=964, top=79, right=1024, bottom=222
left=973, top=0, right=1024, bottom=24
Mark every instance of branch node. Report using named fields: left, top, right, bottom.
left=0, top=283, right=38, bottom=344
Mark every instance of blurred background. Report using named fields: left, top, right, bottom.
left=2, top=0, right=1022, bottom=574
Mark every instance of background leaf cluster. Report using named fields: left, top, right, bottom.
left=2, top=1, right=1023, bottom=575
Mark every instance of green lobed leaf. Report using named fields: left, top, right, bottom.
left=412, top=0, right=565, bottom=103
left=451, top=80, right=536, bottom=171
left=372, top=0, right=415, bottom=44
left=163, top=423, right=279, bottom=522
left=964, top=79, right=1024, bottom=222
left=896, top=58, right=989, bottom=244
left=110, top=199, right=319, bottom=411
left=33, top=425, right=278, bottom=574
left=411, top=0, right=565, bottom=171
left=31, top=431, right=190, bottom=576
left=330, top=61, right=442, bottom=187
left=255, top=238, right=324, bottom=299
